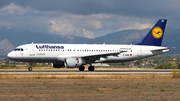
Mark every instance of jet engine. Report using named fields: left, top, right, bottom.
left=65, top=58, right=84, bottom=68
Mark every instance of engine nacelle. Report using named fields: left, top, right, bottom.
left=65, top=58, right=84, bottom=68
left=52, top=62, right=65, bottom=68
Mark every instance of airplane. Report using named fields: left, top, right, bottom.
left=7, top=19, right=172, bottom=71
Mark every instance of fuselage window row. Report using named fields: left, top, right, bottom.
left=37, top=49, right=126, bottom=52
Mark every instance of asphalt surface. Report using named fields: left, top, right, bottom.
left=0, top=69, right=174, bottom=74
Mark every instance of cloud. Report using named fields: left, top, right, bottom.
left=0, top=3, right=105, bottom=38
left=84, top=20, right=102, bottom=30
left=1, top=1, right=180, bottom=18
left=1, top=3, right=26, bottom=15
left=47, top=13, right=113, bottom=38
left=118, top=22, right=153, bottom=31
left=9, top=0, right=177, bottom=19
left=49, top=20, right=76, bottom=35
left=77, top=28, right=95, bottom=38
left=0, top=1, right=180, bottom=38
left=49, top=20, right=95, bottom=38
left=71, top=14, right=112, bottom=19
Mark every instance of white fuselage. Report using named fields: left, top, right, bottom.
left=7, top=43, right=170, bottom=63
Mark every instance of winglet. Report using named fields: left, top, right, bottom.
left=137, top=19, right=167, bottom=46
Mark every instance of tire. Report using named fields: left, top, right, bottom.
left=79, top=66, right=85, bottom=71
left=28, top=67, right=32, bottom=71
left=88, top=66, right=94, bottom=71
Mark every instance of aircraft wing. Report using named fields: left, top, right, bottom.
left=82, top=52, right=121, bottom=58
left=58, top=50, right=127, bottom=63
left=74, top=50, right=127, bottom=62
left=83, top=50, right=127, bottom=57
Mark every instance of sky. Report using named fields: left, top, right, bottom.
left=0, top=0, right=180, bottom=38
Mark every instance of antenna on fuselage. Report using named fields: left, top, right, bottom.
left=31, top=42, right=34, bottom=44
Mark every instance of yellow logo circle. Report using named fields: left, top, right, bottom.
left=152, top=27, right=163, bottom=39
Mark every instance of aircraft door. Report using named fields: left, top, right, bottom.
left=137, top=47, right=142, bottom=56
left=29, top=45, right=35, bottom=56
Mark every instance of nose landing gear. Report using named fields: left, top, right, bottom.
left=28, top=63, right=33, bottom=71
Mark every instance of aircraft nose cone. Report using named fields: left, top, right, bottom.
left=7, top=52, right=14, bottom=59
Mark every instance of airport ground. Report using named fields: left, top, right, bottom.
left=0, top=67, right=180, bottom=101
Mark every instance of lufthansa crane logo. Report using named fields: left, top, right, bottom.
left=152, top=27, right=163, bottom=39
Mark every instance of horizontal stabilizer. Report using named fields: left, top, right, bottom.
left=150, top=47, right=174, bottom=52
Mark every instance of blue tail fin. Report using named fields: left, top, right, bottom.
left=137, top=19, right=167, bottom=46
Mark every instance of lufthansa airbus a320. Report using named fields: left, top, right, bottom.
left=7, top=19, right=172, bottom=71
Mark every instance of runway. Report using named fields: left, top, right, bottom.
left=0, top=69, right=175, bottom=74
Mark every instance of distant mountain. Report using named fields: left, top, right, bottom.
left=0, top=27, right=180, bottom=57
left=92, top=29, right=148, bottom=44
left=0, top=39, right=14, bottom=57
left=0, top=27, right=91, bottom=46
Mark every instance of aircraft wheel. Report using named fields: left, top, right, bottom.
left=88, top=66, right=95, bottom=71
left=28, top=67, right=32, bottom=71
left=79, top=66, right=85, bottom=71
left=28, top=62, right=33, bottom=71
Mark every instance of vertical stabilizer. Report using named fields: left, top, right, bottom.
left=137, top=19, right=167, bottom=46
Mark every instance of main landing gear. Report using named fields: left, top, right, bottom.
left=88, top=63, right=95, bottom=71
left=28, top=62, right=33, bottom=71
left=79, top=65, right=85, bottom=71
left=78, top=65, right=95, bottom=71
left=88, top=66, right=95, bottom=71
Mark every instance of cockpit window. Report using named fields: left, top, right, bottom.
left=14, top=48, right=24, bottom=51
